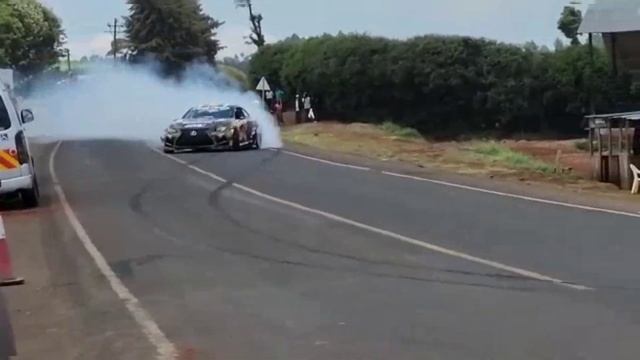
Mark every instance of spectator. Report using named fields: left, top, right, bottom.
left=295, top=93, right=301, bottom=123
left=303, top=93, right=312, bottom=122
left=275, top=100, right=284, bottom=126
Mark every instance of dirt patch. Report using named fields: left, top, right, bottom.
left=281, top=121, right=607, bottom=190
left=506, top=140, right=592, bottom=178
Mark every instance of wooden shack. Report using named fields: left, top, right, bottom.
left=585, top=111, right=640, bottom=189
left=578, top=0, right=640, bottom=78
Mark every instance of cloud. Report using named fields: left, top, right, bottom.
left=65, top=25, right=278, bottom=60
left=67, top=34, right=112, bottom=58
left=217, top=24, right=267, bottom=58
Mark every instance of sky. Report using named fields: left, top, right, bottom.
left=39, top=0, right=594, bottom=60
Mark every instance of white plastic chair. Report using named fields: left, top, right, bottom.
left=631, top=164, right=640, bottom=195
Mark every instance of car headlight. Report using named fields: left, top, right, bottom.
left=216, top=126, right=227, bottom=133
left=166, top=126, right=180, bottom=136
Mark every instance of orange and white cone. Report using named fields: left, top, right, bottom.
left=0, top=216, right=23, bottom=287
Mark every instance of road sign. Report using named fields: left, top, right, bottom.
left=256, top=77, right=271, bottom=92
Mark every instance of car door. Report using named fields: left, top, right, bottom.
left=0, top=93, right=22, bottom=181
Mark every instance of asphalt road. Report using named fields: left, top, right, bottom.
left=5, top=139, right=640, bottom=359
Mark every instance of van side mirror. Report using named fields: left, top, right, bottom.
left=21, top=109, right=34, bottom=124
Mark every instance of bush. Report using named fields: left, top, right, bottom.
left=380, top=122, right=422, bottom=139
left=250, top=33, right=640, bottom=136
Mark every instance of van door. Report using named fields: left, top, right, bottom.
left=0, top=94, right=22, bottom=181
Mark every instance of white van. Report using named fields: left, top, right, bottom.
left=0, top=88, right=39, bottom=207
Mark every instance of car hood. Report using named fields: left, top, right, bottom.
left=173, top=118, right=233, bottom=129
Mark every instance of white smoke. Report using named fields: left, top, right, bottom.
left=23, top=63, right=282, bottom=148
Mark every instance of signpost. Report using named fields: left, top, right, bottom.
left=256, top=77, right=271, bottom=103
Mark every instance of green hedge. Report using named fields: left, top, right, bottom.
left=250, top=34, right=639, bottom=135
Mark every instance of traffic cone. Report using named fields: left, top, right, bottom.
left=0, top=216, right=23, bottom=287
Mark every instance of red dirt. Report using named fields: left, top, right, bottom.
left=506, top=140, right=591, bottom=177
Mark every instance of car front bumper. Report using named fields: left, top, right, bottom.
left=162, top=132, right=232, bottom=150
left=0, top=175, right=33, bottom=194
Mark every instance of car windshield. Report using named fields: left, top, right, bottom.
left=184, top=108, right=233, bottom=120
left=0, top=96, right=12, bottom=131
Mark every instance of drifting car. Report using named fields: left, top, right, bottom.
left=162, top=104, right=262, bottom=153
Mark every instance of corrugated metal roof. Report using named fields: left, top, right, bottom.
left=578, top=0, right=640, bottom=33
left=585, top=110, right=640, bottom=120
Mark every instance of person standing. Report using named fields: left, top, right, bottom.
left=275, top=100, right=284, bottom=126
left=303, top=93, right=312, bottom=122
left=295, top=93, right=301, bottom=123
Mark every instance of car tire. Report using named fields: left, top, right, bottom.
left=21, top=176, right=40, bottom=208
left=252, top=133, right=262, bottom=149
left=231, top=130, right=241, bottom=150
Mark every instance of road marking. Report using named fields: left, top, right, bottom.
left=50, top=142, right=177, bottom=360
left=152, top=147, right=593, bottom=291
left=273, top=149, right=640, bottom=220
left=382, top=171, right=640, bottom=219
left=274, top=149, right=371, bottom=171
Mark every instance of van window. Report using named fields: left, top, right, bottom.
left=0, top=97, right=12, bottom=131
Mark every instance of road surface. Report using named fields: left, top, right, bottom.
left=4, top=139, right=640, bottom=359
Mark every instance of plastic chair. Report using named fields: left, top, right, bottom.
left=631, top=164, right=640, bottom=195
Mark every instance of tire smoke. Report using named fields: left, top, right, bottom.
left=24, top=63, right=282, bottom=148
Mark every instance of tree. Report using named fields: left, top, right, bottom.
left=250, top=33, right=635, bottom=136
left=234, top=0, right=265, bottom=48
left=0, top=0, right=65, bottom=75
left=558, top=6, right=582, bottom=45
left=125, top=0, right=223, bottom=74
left=554, top=38, right=565, bottom=52
left=106, top=38, right=131, bottom=57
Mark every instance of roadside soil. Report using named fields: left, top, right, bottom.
left=280, top=121, right=640, bottom=213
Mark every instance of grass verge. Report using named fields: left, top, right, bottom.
left=466, top=142, right=554, bottom=174
left=282, top=122, right=588, bottom=184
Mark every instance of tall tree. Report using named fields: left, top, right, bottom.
left=0, top=0, right=65, bottom=75
left=558, top=6, right=582, bottom=45
left=125, top=0, right=223, bottom=73
left=234, top=0, right=265, bottom=48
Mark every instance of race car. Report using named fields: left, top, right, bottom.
left=161, top=104, right=262, bottom=153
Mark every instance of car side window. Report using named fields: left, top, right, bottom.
left=9, top=94, right=21, bottom=122
left=235, top=107, right=246, bottom=120
left=242, top=109, right=250, bottom=119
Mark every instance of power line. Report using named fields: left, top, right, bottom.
left=106, top=18, right=126, bottom=62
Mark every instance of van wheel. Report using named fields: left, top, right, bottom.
left=21, top=176, right=40, bottom=208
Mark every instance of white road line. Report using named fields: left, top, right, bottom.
left=382, top=171, right=640, bottom=219
left=50, top=142, right=177, bottom=360
left=152, top=147, right=593, bottom=291
left=276, top=149, right=371, bottom=171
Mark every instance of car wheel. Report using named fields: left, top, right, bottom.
left=231, top=130, right=241, bottom=150
left=21, top=176, right=40, bottom=208
left=252, top=133, right=262, bottom=149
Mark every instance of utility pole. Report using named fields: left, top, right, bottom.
left=106, top=18, right=125, bottom=63
left=66, top=49, right=71, bottom=73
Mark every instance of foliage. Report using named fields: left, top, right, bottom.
left=250, top=33, right=640, bottom=136
left=234, top=0, right=265, bottom=48
left=380, top=121, right=422, bottom=139
left=125, top=0, right=223, bottom=74
left=0, top=0, right=65, bottom=75
left=558, top=6, right=582, bottom=45
left=107, top=38, right=131, bottom=57
left=218, top=64, right=249, bottom=89
left=469, top=142, right=553, bottom=173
